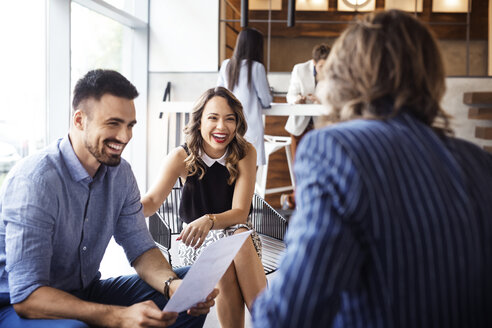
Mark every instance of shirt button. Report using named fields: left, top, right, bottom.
left=82, top=246, right=87, bottom=251
left=85, top=218, right=89, bottom=222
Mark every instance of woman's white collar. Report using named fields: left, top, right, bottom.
left=200, top=149, right=228, bottom=167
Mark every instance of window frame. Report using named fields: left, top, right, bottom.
left=47, top=0, right=149, bottom=190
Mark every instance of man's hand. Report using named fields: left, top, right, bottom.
left=306, top=94, right=320, bottom=104
left=187, top=289, right=219, bottom=316
left=109, top=288, right=219, bottom=327
left=294, top=94, right=307, bottom=104
left=116, top=300, right=178, bottom=328
left=168, top=280, right=219, bottom=317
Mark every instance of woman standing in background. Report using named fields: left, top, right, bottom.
left=217, top=27, right=273, bottom=166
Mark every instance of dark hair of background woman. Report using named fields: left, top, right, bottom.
left=227, top=27, right=264, bottom=90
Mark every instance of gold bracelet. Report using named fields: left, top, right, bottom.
left=207, top=214, right=216, bottom=230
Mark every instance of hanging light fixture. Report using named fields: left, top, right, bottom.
left=337, top=0, right=375, bottom=12
left=432, top=0, right=469, bottom=13
left=385, top=0, right=423, bottom=12
left=288, top=0, right=295, bottom=27
left=296, top=0, right=329, bottom=11
left=241, top=0, right=249, bottom=27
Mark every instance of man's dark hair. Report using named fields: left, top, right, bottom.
left=312, top=44, right=330, bottom=63
left=72, top=69, right=139, bottom=111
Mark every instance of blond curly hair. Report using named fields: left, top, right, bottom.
left=317, top=10, right=452, bottom=135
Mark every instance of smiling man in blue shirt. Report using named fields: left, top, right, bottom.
left=0, top=69, right=217, bottom=328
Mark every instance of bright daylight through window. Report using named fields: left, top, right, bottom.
left=0, top=2, right=46, bottom=188
left=71, top=2, right=132, bottom=101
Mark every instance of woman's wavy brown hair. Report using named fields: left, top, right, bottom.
left=317, top=10, right=452, bottom=135
left=183, top=87, right=248, bottom=184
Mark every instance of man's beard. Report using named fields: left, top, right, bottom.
left=85, top=138, right=122, bottom=167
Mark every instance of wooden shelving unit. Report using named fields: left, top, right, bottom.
left=463, top=92, right=492, bottom=152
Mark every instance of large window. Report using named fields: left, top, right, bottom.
left=0, top=0, right=148, bottom=191
left=70, top=0, right=149, bottom=278
left=0, top=0, right=149, bottom=276
left=103, top=0, right=136, bottom=15
left=0, top=2, right=47, bottom=187
left=69, top=0, right=148, bottom=191
left=71, top=2, right=132, bottom=92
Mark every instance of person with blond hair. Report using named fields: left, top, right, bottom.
left=252, top=10, right=492, bottom=328
left=142, top=87, right=266, bottom=328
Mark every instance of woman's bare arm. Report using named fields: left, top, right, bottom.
left=141, top=147, right=187, bottom=217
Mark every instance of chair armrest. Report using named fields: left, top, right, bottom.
left=149, top=212, right=171, bottom=250
left=157, top=186, right=183, bottom=235
left=250, top=193, right=288, bottom=241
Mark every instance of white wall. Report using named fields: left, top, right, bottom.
left=147, top=72, right=219, bottom=187
left=149, top=0, right=219, bottom=72
left=147, top=0, right=219, bottom=188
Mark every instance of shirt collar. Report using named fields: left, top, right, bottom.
left=200, top=149, right=228, bottom=167
left=60, top=135, right=107, bottom=183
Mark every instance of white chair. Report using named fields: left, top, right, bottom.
left=255, top=135, right=296, bottom=198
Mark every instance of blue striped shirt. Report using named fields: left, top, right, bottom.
left=252, top=112, right=492, bottom=327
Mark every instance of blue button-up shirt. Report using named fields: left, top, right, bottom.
left=0, top=136, right=156, bottom=304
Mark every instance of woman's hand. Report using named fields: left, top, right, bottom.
left=177, top=215, right=214, bottom=249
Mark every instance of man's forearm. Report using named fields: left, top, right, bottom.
left=13, top=286, right=122, bottom=327
left=133, top=247, right=177, bottom=296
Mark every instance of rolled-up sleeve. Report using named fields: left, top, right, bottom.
left=2, top=176, right=55, bottom=304
left=286, top=65, right=301, bottom=104
left=114, top=169, right=156, bottom=264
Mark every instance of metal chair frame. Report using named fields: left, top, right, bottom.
left=148, top=187, right=287, bottom=275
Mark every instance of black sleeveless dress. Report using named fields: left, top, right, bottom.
left=179, top=145, right=235, bottom=224
left=177, top=144, right=262, bottom=265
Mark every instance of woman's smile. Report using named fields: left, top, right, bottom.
left=200, top=96, right=237, bottom=157
left=212, top=133, right=228, bottom=143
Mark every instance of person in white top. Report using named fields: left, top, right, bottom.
left=281, top=44, right=330, bottom=209
left=217, top=28, right=273, bottom=166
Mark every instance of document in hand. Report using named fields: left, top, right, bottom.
left=163, top=230, right=253, bottom=313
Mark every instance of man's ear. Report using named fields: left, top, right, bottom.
left=73, top=110, right=85, bottom=131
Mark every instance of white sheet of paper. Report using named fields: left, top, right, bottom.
left=163, top=230, right=252, bottom=313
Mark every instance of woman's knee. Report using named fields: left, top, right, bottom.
left=233, top=227, right=248, bottom=235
